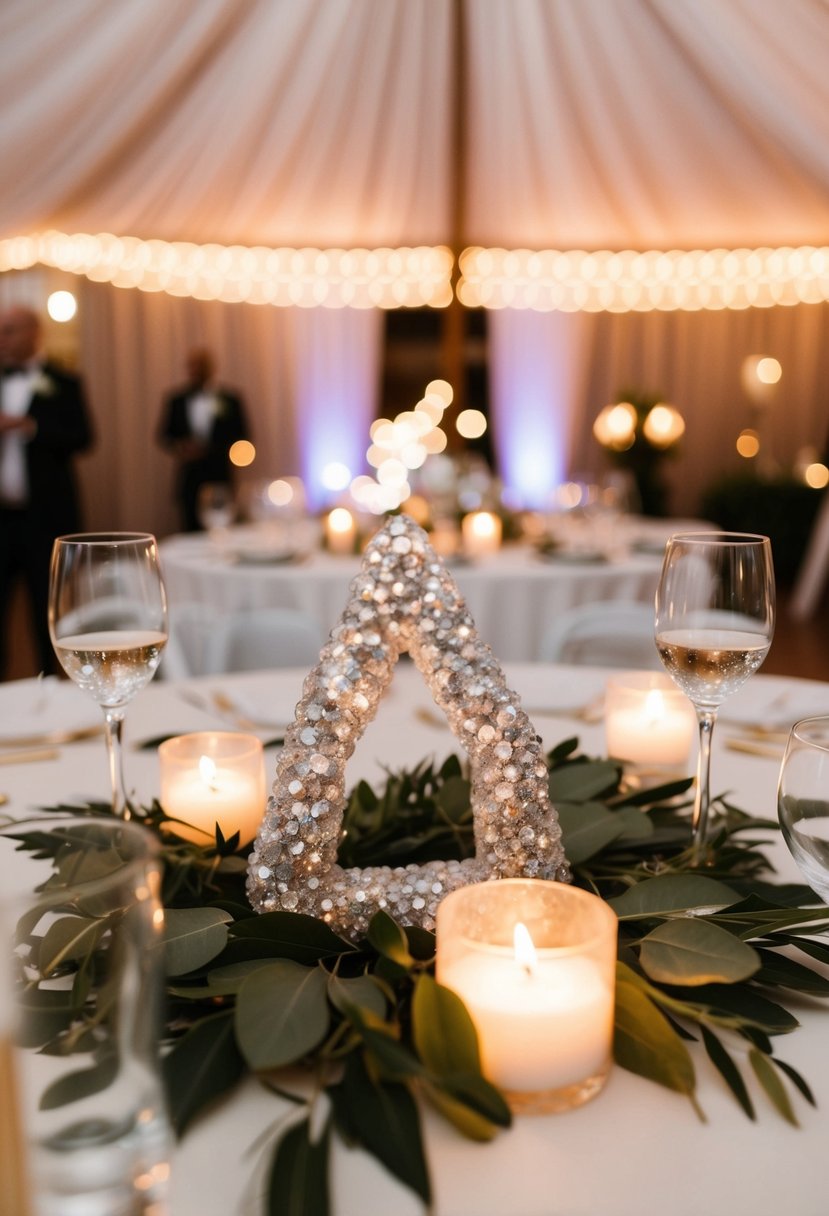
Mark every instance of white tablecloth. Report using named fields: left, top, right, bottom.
left=158, top=525, right=677, bottom=664
left=1, top=663, right=827, bottom=1216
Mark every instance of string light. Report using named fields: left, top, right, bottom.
left=5, top=232, right=827, bottom=313
left=0, top=231, right=453, bottom=309
left=458, top=245, right=829, bottom=312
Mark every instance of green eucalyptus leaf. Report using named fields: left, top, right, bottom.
left=700, top=1026, right=755, bottom=1120
left=639, top=920, right=761, bottom=986
left=39, top=1052, right=118, bottom=1111
left=15, top=987, right=81, bottom=1048
left=412, top=974, right=480, bottom=1076
left=556, top=802, right=626, bottom=865
left=773, top=1058, right=816, bottom=1107
left=610, top=875, right=739, bottom=919
left=754, top=947, right=829, bottom=995
left=267, top=1115, right=330, bottom=1216
left=749, top=1049, right=799, bottom=1126
left=164, top=907, right=232, bottom=976
left=431, top=1071, right=511, bottom=1129
left=612, top=806, right=656, bottom=842
left=549, top=759, right=619, bottom=802
left=664, top=984, right=799, bottom=1034
left=228, top=911, right=354, bottom=963
left=366, top=910, right=414, bottom=968
left=613, top=980, right=697, bottom=1100
left=37, top=915, right=108, bottom=976
left=327, top=972, right=387, bottom=1020
left=329, top=1054, right=430, bottom=1204
left=162, top=1009, right=245, bottom=1136
left=235, top=961, right=329, bottom=1071
left=435, top=775, right=472, bottom=823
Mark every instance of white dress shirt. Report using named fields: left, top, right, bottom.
left=0, top=366, right=37, bottom=504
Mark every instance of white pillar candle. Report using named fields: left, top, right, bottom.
left=159, top=732, right=266, bottom=846
left=436, top=880, right=617, bottom=1113
left=325, top=507, right=356, bottom=555
left=605, top=672, right=696, bottom=768
left=461, top=511, right=502, bottom=558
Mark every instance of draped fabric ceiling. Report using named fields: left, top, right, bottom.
left=2, top=0, right=829, bottom=533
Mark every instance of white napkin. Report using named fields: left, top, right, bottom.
left=722, top=681, right=829, bottom=731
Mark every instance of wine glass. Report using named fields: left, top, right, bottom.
left=197, top=482, right=236, bottom=532
left=48, top=532, right=168, bottom=819
left=655, top=532, right=775, bottom=859
left=778, top=716, right=829, bottom=902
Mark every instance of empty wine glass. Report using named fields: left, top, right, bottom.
left=48, top=533, right=168, bottom=818
left=197, top=481, right=236, bottom=532
left=778, top=716, right=829, bottom=902
left=655, top=532, right=775, bottom=859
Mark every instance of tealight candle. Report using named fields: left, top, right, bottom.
left=461, top=511, right=502, bottom=558
left=325, top=507, right=357, bottom=555
left=159, top=732, right=266, bottom=846
left=436, top=880, right=617, bottom=1113
left=605, top=671, right=696, bottom=768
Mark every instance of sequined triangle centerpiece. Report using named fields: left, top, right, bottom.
left=247, top=514, right=569, bottom=938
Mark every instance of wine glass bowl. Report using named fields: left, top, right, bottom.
left=655, top=532, right=775, bottom=857
left=778, top=716, right=829, bottom=903
left=48, top=532, right=168, bottom=817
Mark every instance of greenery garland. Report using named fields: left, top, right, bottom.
left=5, top=736, right=829, bottom=1216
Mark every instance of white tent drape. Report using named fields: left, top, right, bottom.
left=2, top=0, right=829, bottom=532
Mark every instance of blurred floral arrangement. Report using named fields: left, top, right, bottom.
left=593, top=390, right=685, bottom=517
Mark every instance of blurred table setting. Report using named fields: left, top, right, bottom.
left=158, top=509, right=710, bottom=669
left=1, top=658, right=829, bottom=1216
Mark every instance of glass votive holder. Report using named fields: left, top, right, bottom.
left=159, top=731, right=266, bottom=846
left=436, top=879, right=617, bottom=1114
left=605, top=671, right=696, bottom=769
left=461, top=510, right=502, bottom=558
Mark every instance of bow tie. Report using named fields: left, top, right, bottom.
left=2, top=365, right=27, bottom=378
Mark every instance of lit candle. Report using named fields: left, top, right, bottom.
left=461, top=510, right=502, bottom=558
left=436, top=880, right=616, bottom=1113
left=159, top=732, right=266, bottom=846
left=605, top=671, right=696, bottom=767
left=325, top=507, right=357, bottom=555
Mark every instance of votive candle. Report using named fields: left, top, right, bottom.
left=159, top=732, right=266, bottom=846
left=605, top=671, right=696, bottom=768
left=461, top=511, right=502, bottom=558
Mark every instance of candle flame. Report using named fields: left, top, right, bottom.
left=513, top=922, right=538, bottom=973
left=199, top=754, right=218, bottom=788
left=644, top=689, right=666, bottom=723
left=471, top=511, right=497, bottom=538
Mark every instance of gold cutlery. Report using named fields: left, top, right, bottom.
left=724, top=738, right=784, bottom=759
left=0, top=747, right=60, bottom=766
left=0, top=724, right=102, bottom=750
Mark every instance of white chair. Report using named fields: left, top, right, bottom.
left=202, top=607, right=325, bottom=674
left=540, top=600, right=661, bottom=669
left=160, top=602, right=223, bottom=679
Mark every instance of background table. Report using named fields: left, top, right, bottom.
left=1, top=662, right=827, bottom=1216
left=158, top=518, right=695, bottom=664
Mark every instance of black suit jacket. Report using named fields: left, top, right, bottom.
left=22, top=361, right=94, bottom=536
left=158, top=385, right=248, bottom=480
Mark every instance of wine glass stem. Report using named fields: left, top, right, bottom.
left=103, top=708, right=130, bottom=820
left=692, top=709, right=716, bottom=861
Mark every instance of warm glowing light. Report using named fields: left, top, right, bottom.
left=267, top=479, right=294, bottom=507
left=513, top=922, right=537, bottom=970
left=415, top=396, right=445, bottom=425
left=593, top=402, right=637, bottom=450
left=0, top=231, right=453, bottom=308
left=456, top=408, right=488, bottom=439
left=327, top=507, right=354, bottom=534
left=425, top=379, right=454, bottom=405
left=756, top=357, right=782, bottom=385
left=321, top=461, right=351, bottom=491
left=229, top=440, right=255, bottom=467
left=458, top=245, right=829, bottom=312
left=805, top=462, right=829, bottom=489
left=736, top=429, right=760, bottom=458
left=642, top=403, right=685, bottom=448
left=198, top=755, right=217, bottom=786
left=46, top=289, right=77, bottom=322
left=403, top=494, right=431, bottom=525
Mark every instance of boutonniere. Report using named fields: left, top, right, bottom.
left=33, top=373, right=56, bottom=397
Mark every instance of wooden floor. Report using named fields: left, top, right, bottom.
left=4, top=579, right=828, bottom=684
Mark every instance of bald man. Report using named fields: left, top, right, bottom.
left=0, top=305, right=94, bottom=676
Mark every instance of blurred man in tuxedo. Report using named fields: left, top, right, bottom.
left=157, top=348, right=250, bottom=532
left=0, top=304, right=94, bottom=677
